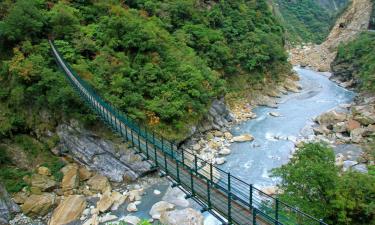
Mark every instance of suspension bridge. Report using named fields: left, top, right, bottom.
left=49, top=40, right=327, bottom=225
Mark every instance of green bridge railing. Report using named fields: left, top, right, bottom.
left=50, top=40, right=327, bottom=225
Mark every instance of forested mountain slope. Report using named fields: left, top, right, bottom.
left=271, top=0, right=349, bottom=44
left=0, top=0, right=289, bottom=141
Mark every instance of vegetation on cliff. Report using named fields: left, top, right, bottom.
left=272, top=0, right=349, bottom=44
left=333, top=32, right=375, bottom=93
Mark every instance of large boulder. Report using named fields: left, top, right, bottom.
left=21, top=193, right=56, bottom=217
left=57, top=121, right=151, bottom=182
left=316, top=111, right=347, bottom=125
left=350, top=128, right=366, bottom=143
left=87, top=174, right=111, bottom=193
left=61, top=164, right=79, bottom=192
left=97, top=191, right=114, bottom=213
left=0, top=184, right=20, bottom=225
left=29, top=174, right=57, bottom=192
left=49, top=195, right=86, bottom=225
left=232, top=134, right=254, bottom=142
left=149, top=201, right=175, bottom=220
left=160, top=208, right=204, bottom=225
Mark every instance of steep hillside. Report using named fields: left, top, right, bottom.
left=290, top=0, right=373, bottom=71
left=272, top=0, right=349, bottom=44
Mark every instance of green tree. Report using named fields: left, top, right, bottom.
left=272, top=143, right=338, bottom=220
left=0, top=0, right=46, bottom=43
left=272, top=143, right=375, bottom=225
left=49, top=2, right=81, bottom=40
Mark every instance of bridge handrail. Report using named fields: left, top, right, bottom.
left=50, top=40, right=327, bottom=225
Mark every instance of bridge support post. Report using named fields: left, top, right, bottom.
left=253, top=208, right=257, bottom=225
left=275, top=198, right=279, bottom=225
left=207, top=178, right=211, bottom=210
left=250, top=184, right=253, bottom=209
left=210, top=163, right=213, bottom=186
left=227, top=173, right=232, bottom=225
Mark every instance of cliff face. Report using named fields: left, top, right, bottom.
left=271, top=0, right=349, bottom=44
left=289, top=0, right=373, bottom=72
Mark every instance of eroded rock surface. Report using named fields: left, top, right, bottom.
left=56, top=121, right=152, bottom=182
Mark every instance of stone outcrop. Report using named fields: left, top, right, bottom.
left=196, top=98, right=234, bottom=133
left=49, top=195, right=86, bottom=225
left=160, top=208, right=204, bottom=225
left=0, top=184, right=20, bottom=225
left=56, top=120, right=151, bottom=182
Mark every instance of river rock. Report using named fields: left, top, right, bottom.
left=21, top=193, right=56, bottom=217
left=269, top=112, right=281, bottom=117
left=61, top=164, right=79, bottom=192
left=343, top=160, right=357, bottom=172
left=316, top=111, right=347, bottom=125
left=127, top=202, right=138, bottom=212
left=149, top=201, right=175, bottom=220
left=350, top=128, right=366, bottom=143
left=160, top=208, right=204, bottom=225
left=224, top=132, right=233, bottom=140
left=215, top=157, right=226, bottom=165
left=87, top=174, right=111, bottom=193
left=122, top=215, right=140, bottom=225
left=232, top=134, right=254, bottom=142
left=284, top=79, right=302, bottom=93
left=99, top=214, right=118, bottom=223
left=154, top=190, right=161, bottom=195
left=219, top=147, right=231, bottom=155
left=49, top=195, right=86, bottom=225
left=352, top=164, right=368, bottom=173
left=347, top=119, right=361, bottom=131
left=29, top=174, right=57, bottom=192
left=79, top=166, right=92, bottom=181
left=332, top=122, right=347, bottom=133
left=12, top=191, right=28, bottom=204
left=37, top=166, right=51, bottom=176
left=84, top=214, right=99, bottom=225
left=128, top=188, right=143, bottom=202
left=0, top=184, right=20, bottom=224
left=162, top=187, right=189, bottom=208
left=192, top=144, right=201, bottom=151
left=97, top=190, right=114, bottom=213
left=57, top=121, right=151, bottom=182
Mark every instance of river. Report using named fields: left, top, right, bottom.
left=220, top=67, right=355, bottom=188
left=113, top=67, right=355, bottom=225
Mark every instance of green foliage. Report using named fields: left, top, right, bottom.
left=272, top=0, right=349, bottom=44
left=41, top=159, right=66, bottom=182
left=0, top=0, right=47, bottom=43
left=49, top=2, right=81, bottom=40
left=0, top=0, right=289, bottom=141
left=0, top=146, right=10, bottom=165
left=0, top=166, right=30, bottom=193
left=335, top=32, right=375, bottom=93
left=272, top=143, right=375, bottom=225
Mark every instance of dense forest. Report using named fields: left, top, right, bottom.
left=0, top=0, right=289, bottom=142
left=272, top=0, right=349, bottom=44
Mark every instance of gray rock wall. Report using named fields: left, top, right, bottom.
left=56, top=121, right=152, bottom=183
